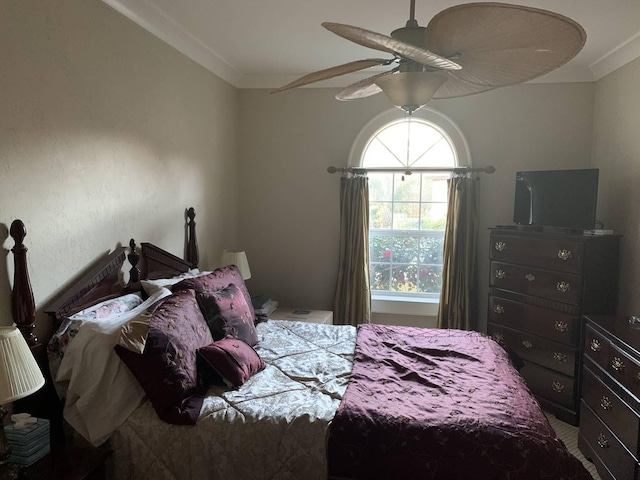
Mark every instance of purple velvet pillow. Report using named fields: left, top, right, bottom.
left=172, top=265, right=256, bottom=323
left=196, top=283, right=259, bottom=346
left=198, top=337, right=265, bottom=388
left=114, top=289, right=214, bottom=425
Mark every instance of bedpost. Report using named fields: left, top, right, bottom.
left=10, top=220, right=63, bottom=440
left=186, top=207, right=199, bottom=269
left=10, top=219, right=38, bottom=348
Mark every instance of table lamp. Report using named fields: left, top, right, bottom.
left=219, top=249, right=251, bottom=280
left=0, top=326, right=45, bottom=465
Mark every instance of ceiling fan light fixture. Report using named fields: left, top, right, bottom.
left=375, top=71, right=447, bottom=113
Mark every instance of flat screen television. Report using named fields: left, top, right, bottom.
left=513, top=168, right=599, bottom=230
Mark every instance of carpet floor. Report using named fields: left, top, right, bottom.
left=546, top=413, right=601, bottom=480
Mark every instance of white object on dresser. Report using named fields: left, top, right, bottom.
left=270, top=308, right=333, bottom=325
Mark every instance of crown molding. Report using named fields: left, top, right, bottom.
left=102, top=0, right=243, bottom=86
left=590, top=31, right=640, bottom=80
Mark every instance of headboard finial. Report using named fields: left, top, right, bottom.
left=186, top=207, right=199, bottom=269
left=128, top=239, right=141, bottom=283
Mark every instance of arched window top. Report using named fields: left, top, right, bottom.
left=348, top=108, right=471, bottom=169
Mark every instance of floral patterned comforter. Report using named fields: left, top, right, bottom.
left=327, top=324, right=592, bottom=480
left=110, top=320, right=356, bottom=480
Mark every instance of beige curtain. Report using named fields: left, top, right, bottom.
left=333, top=173, right=371, bottom=326
left=437, top=173, right=480, bottom=330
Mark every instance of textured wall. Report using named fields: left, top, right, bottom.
left=592, top=57, right=640, bottom=317
left=0, top=0, right=239, bottom=340
left=238, top=83, right=595, bottom=329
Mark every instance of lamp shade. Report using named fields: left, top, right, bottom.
left=0, top=327, right=45, bottom=404
left=219, top=249, right=252, bottom=280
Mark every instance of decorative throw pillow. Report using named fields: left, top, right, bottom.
left=196, top=283, right=259, bottom=346
left=197, top=337, right=265, bottom=388
left=114, top=289, right=214, bottom=425
left=172, top=265, right=256, bottom=323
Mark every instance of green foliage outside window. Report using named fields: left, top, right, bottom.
left=370, top=234, right=444, bottom=294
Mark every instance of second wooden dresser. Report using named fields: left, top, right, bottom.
left=487, top=228, right=620, bottom=425
left=579, top=314, right=640, bottom=480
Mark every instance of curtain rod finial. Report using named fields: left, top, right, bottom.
left=485, top=166, right=496, bottom=174
left=327, top=166, right=338, bottom=174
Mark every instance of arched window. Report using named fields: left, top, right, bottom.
left=350, top=108, right=470, bottom=303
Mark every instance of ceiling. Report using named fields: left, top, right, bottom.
left=102, top=0, right=640, bottom=89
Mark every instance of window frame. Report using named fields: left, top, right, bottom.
left=349, top=108, right=471, bottom=314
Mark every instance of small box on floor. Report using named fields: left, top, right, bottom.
left=3, top=418, right=50, bottom=466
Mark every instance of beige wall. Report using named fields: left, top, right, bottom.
left=592, top=57, right=640, bottom=316
left=238, top=83, right=595, bottom=329
left=0, top=0, right=240, bottom=340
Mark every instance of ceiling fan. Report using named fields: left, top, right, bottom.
left=272, top=1, right=586, bottom=113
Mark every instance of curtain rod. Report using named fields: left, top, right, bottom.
left=327, top=165, right=496, bottom=175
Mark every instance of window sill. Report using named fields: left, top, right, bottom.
left=371, top=295, right=439, bottom=317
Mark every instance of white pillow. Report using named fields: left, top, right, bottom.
left=47, top=293, right=144, bottom=398
left=55, top=287, right=172, bottom=446
left=140, top=269, right=212, bottom=296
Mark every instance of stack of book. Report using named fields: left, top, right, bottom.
left=4, top=417, right=50, bottom=466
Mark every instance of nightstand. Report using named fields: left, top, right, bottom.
left=21, top=430, right=111, bottom=480
left=270, top=308, right=333, bottom=324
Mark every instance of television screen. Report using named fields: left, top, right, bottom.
left=513, top=169, right=599, bottom=230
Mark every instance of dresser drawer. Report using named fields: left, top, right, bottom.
left=583, top=366, right=640, bottom=455
left=584, top=323, right=611, bottom=369
left=490, top=261, right=582, bottom=305
left=489, top=324, right=576, bottom=376
left=608, top=343, right=640, bottom=399
left=488, top=295, right=579, bottom=345
left=520, top=362, right=575, bottom=409
left=579, top=400, right=638, bottom=480
left=490, top=234, right=584, bottom=273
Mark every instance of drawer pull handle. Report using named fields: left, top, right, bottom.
left=555, top=321, right=568, bottom=333
left=600, top=396, right=612, bottom=411
left=524, top=273, right=535, bottom=282
left=597, top=434, right=610, bottom=449
left=611, top=356, right=625, bottom=372
left=552, top=381, right=565, bottom=393
left=522, top=340, right=533, bottom=349
left=556, top=281, right=571, bottom=293
left=493, top=304, right=504, bottom=314
left=495, top=270, right=506, bottom=280
left=553, top=352, right=568, bottom=363
left=495, top=241, right=507, bottom=252
left=557, top=249, right=573, bottom=261
left=492, top=332, right=504, bottom=345
left=590, top=339, right=601, bottom=352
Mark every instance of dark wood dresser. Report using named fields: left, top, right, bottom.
left=579, top=314, right=640, bottom=480
left=487, top=228, right=620, bottom=425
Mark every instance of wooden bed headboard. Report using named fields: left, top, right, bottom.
left=8, top=207, right=200, bottom=438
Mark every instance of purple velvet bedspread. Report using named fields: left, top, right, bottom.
left=327, top=324, right=591, bottom=480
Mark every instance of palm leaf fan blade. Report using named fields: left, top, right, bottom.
left=271, top=58, right=390, bottom=93
left=336, top=72, right=393, bottom=101
left=425, top=3, right=586, bottom=87
left=322, top=22, right=461, bottom=70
